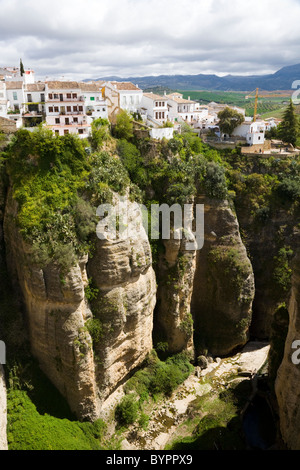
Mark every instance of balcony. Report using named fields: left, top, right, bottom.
left=51, top=120, right=89, bottom=126
left=46, top=96, right=84, bottom=103
left=59, top=110, right=85, bottom=116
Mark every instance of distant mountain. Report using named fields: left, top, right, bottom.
left=87, top=63, right=300, bottom=92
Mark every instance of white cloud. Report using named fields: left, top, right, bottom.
left=0, top=0, right=300, bottom=79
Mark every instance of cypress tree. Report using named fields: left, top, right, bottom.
left=20, top=59, right=25, bottom=76
left=278, top=100, right=299, bottom=146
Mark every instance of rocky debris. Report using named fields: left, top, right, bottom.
left=120, top=341, right=269, bottom=451
left=197, top=355, right=208, bottom=370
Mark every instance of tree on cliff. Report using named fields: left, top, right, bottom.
left=218, top=107, right=244, bottom=136
left=278, top=100, right=299, bottom=147
left=114, top=110, right=134, bottom=140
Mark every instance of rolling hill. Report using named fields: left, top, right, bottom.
left=89, top=63, right=300, bottom=92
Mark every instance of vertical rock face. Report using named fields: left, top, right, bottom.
left=88, top=197, right=156, bottom=402
left=4, top=197, right=100, bottom=420
left=276, top=250, right=300, bottom=450
left=191, top=196, right=255, bottom=357
left=4, top=191, right=156, bottom=420
left=0, top=366, right=7, bottom=450
left=154, top=204, right=197, bottom=355
left=234, top=203, right=295, bottom=340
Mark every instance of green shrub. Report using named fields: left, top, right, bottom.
left=85, top=318, right=103, bottom=345
left=273, top=246, right=293, bottom=293
left=278, top=177, right=300, bottom=201
left=124, top=351, right=193, bottom=399
left=114, top=110, right=134, bottom=140
left=115, top=394, right=139, bottom=426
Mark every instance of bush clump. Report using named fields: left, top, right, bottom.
left=124, top=351, right=193, bottom=399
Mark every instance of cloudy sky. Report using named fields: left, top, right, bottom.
left=0, top=0, right=299, bottom=80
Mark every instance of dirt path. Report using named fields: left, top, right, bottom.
left=121, top=341, right=270, bottom=450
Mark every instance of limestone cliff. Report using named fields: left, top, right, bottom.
left=154, top=204, right=197, bottom=355
left=87, top=197, right=157, bottom=403
left=191, top=196, right=255, bottom=357
left=235, top=206, right=295, bottom=340
left=4, top=190, right=156, bottom=421
left=0, top=366, right=7, bottom=450
left=275, top=248, right=300, bottom=449
left=154, top=195, right=254, bottom=359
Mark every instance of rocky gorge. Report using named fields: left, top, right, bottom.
left=0, top=125, right=300, bottom=450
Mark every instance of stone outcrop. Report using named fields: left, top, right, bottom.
left=154, top=204, right=197, bottom=355
left=0, top=366, right=7, bottom=450
left=276, top=249, right=300, bottom=449
left=191, top=196, right=255, bottom=357
left=233, top=191, right=296, bottom=340
left=88, top=197, right=156, bottom=403
left=4, top=190, right=156, bottom=420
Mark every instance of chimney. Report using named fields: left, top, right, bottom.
left=188, top=96, right=190, bottom=101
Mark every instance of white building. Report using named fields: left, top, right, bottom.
left=104, top=81, right=143, bottom=116
left=80, top=82, right=108, bottom=122
left=264, top=117, right=280, bottom=132
left=232, top=121, right=266, bottom=145
left=141, top=92, right=169, bottom=124
left=22, top=83, right=46, bottom=127
left=5, top=81, right=25, bottom=114
left=0, top=82, right=8, bottom=118
left=166, top=93, right=204, bottom=123
left=45, top=81, right=89, bottom=138
left=4, top=81, right=25, bottom=128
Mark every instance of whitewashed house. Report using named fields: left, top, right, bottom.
left=5, top=81, right=25, bottom=114
left=0, top=82, right=8, bottom=118
left=166, top=93, right=203, bottom=123
left=104, top=81, right=143, bottom=116
left=141, top=92, right=169, bottom=124
left=80, top=82, right=108, bottom=122
left=45, top=81, right=89, bottom=138
left=5, top=81, right=25, bottom=128
left=22, top=83, right=46, bottom=127
left=1, top=67, right=35, bottom=84
left=232, top=121, right=266, bottom=145
left=264, top=117, right=280, bottom=132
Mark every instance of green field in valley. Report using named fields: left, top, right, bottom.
left=179, top=90, right=291, bottom=118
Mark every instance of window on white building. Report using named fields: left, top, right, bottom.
left=13, top=92, right=18, bottom=100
